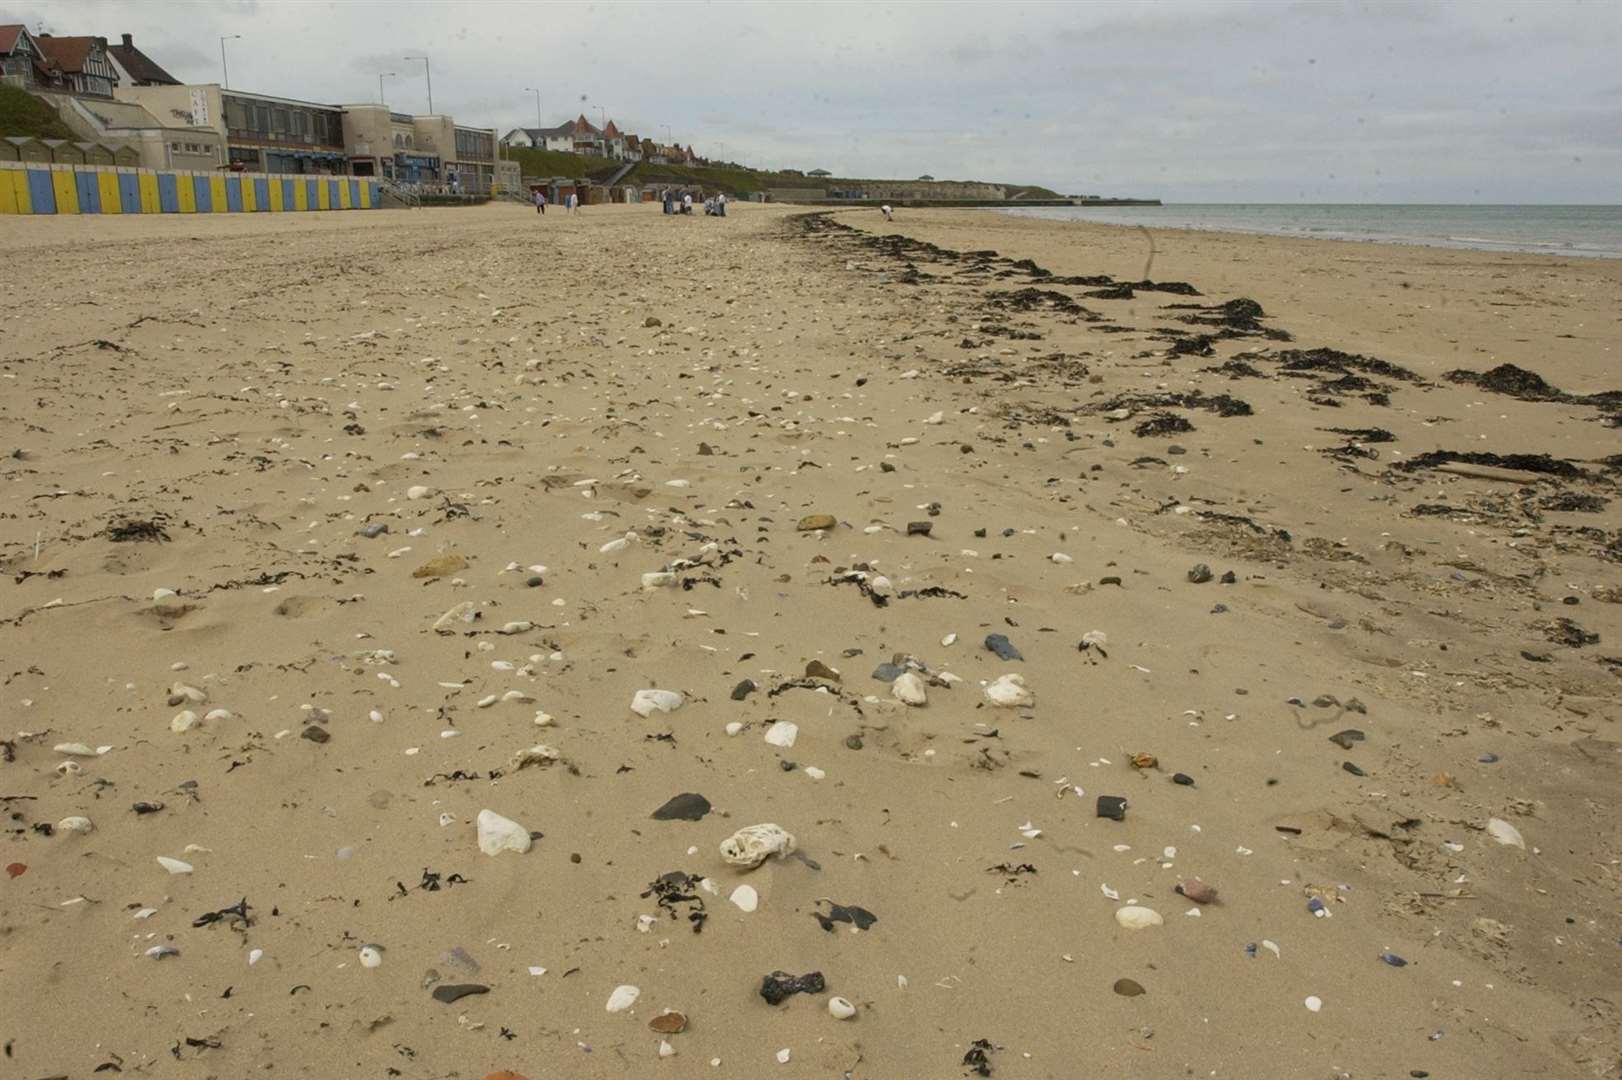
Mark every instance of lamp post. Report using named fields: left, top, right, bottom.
left=379, top=71, right=396, bottom=104
left=219, top=34, right=240, bottom=89
left=404, top=55, right=433, bottom=113
left=524, top=87, right=542, bottom=129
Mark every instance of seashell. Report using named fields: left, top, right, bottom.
left=649, top=1010, right=688, bottom=1034
left=828, top=996, right=857, bottom=1019
left=55, top=761, right=82, bottom=777
left=1130, top=751, right=1157, bottom=769
left=1486, top=817, right=1525, bottom=849
left=359, top=945, right=383, bottom=968
left=170, top=711, right=200, bottom=733
left=157, top=856, right=193, bottom=874
left=984, top=673, right=1033, bottom=708
left=57, top=816, right=94, bottom=834
left=730, top=884, right=759, bottom=912
left=658, top=1039, right=676, bottom=1057
left=642, top=572, right=677, bottom=589
left=54, top=742, right=98, bottom=757
left=1114, top=905, right=1164, bottom=930
left=605, top=984, right=640, bottom=1013
left=406, top=485, right=433, bottom=499
left=511, top=745, right=560, bottom=769
left=719, top=823, right=796, bottom=868
left=764, top=721, right=798, bottom=748
left=476, top=809, right=532, bottom=856
left=630, top=689, right=683, bottom=717
left=891, top=672, right=928, bottom=706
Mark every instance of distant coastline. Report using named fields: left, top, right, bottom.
left=995, top=202, right=1622, bottom=259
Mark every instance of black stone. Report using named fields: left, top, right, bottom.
left=1328, top=729, right=1365, bottom=749
left=730, top=679, right=757, bottom=700
left=984, top=634, right=1024, bottom=661
left=1342, top=761, right=1367, bottom=777
left=812, top=899, right=878, bottom=932
left=759, top=970, right=825, bottom=1006
left=651, top=793, right=711, bottom=821
left=1097, top=795, right=1128, bottom=821
left=906, top=521, right=933, bottom=536
left=1172, top=773, right=1195, bottom=786
left=300, top=725, right=329, bottom=744
left=431, top=983, right=489, bottom=1003
left=1187, top=563, right=1213, bottom=584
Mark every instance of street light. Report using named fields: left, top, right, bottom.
left=379, top=71, right=397, bottom=104
left=524, top=87, right=542, bottom=129
left=403, top=55, right=432, bottom=113
left=219, top=34, right=241, bottom=89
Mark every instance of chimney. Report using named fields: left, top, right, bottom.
left=122, top=33, right=132, bottom=48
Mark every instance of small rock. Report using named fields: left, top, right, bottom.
left=1112, top=978, right=1146, bottom=997
left=170, top=710, right=200, bottom=733
left=797, top=513, right=837, bottom=532
left=730, top=679, right=757, bottom=700
left=57, top=816, right=94, bottom=834
left=649, top=1011, right=688, bottom=1034
left=300, top=724, right=330, bottom=744
left=805, top=659, right=841, bottom=681
left=759, top=970, right=824, bottom=1006
left=984, top=634, right=1023, bottom=661
left=412, top=553, right=467, bottom=579
left=476, top=809, right=533, bottom=856
left=719, top=823, right=796, bottom=868
left=606, top=984, right=641, bottom=1013
left=431, top=983, right=489, bottom=1003
left=1187, top=563, right=1213, bottom=584
left=764, top=721, right=798, bottom=748
left=631, top=689, right=684, bottom=717
left=984, top=673, right=1033, bottom=707
left=891, top=671, right=928, bottom=706
left=651, top=793, right=712, bottom=822
left=906, top=521, right=932, bottom=536
left=1328, top=729, right=1365, bottom=749
left=360, top=522, right=389, bottom=538
left=1097, top=795, right=1128, bottom=821
left=730, top=884, right=759, bottom=912
left=406, top=485, right=433, bottom=500
left=1176, top=879, right=1218, bottom=904
left=1114, top=905, right=1164, bottom=930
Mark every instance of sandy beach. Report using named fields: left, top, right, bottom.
left=1, top=202, right=1618, bottom=1079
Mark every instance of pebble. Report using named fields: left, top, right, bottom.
left=649, top=1010, right=688, bottom=1034
left=891, top=671, right=928, bottom=706
left=1112, top=977, right=1146, bottom=997
left=719, top=823, right=796, bottom=868
left=57, top=815, right=94, bottom=834
left=1305, top=995, right=1323, bottom=1013
left=431, top=983, right=489, bottom=1003
left=984, top=673, right=1033, bottom=707
left=984, top=633, right=1024, bottom=661
left=1176, top=879, right=1218, bottom=904
left=631, top=688, right=684, bottom=717
left=1114, top=905, right=1164, bottom=930
left=1187, top=563, right=1214, bottom=584
left=730, top=884, right=760, bottom=912
left=606, top=984, right=641, bottom=1013
left=651, top=792, right=712, bottom=821
left=796, top=513, right=837, bottom=531
left=359, top=945, right=383, bottom=968
left=406, top=485, right=433, bottom=500
left=476, top=809, right=533, bottom=855
left=170, top=710, right=200, bottom=733
left=764, top=721, right=799, bottom=747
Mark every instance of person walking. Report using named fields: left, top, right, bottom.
left=534, top=188, right=546, bottom=214
left=717, top=191, right=727, bottom=217
left=662, top=189, right=672, bottom=215
left=682, top=192, right=692, bottom=215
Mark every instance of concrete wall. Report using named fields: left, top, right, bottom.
left=0, top=159, right=384, bottom=214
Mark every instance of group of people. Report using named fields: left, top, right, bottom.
left=532, top=189, right=580, bottom=214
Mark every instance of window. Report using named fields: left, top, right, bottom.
left=226, top=98, right=249, bottom=130
left=254, top=105, right=270, bottom=132
left=295, top=112, right=308, bottom=138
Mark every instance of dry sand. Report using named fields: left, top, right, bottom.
left=1, top=203, right=1618, bottom=1079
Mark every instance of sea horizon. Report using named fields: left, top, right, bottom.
left=999, top=202, right=1622, bottom=259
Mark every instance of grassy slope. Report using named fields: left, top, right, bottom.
left=0, top=85, right=76, bottom=140
left=502, top=145, right=1059, bottom=199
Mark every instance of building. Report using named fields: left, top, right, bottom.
left=117, top=83, right=348, bottom=174
left=51, top=91, right=222, bottom=169
left=28, top=33, right=119, bottom=97
left=0, top=24, right=41, bottom=87
left=106, top=32, right=179, bottom=87
left=569, top=114, right=602, bottom=155
left=501, top=122, right=574, bottom=152
left=601, top=119, right=624, bottom=160
left=343, top=104, right=439, bottom=182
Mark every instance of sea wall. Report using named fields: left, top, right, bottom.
left=0, top=161, right=382, bottom=214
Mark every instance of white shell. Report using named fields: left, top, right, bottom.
left=828, top=996, right=857, bottom=1020
left=605, top=984, right=641, bottom=1013
left=776, top=1048, right=792, bottom=1064
left=630, top=689, right=684, bottom=717
left=659, top=1039, right=676, bottom=1056
left=1486, top=817, right=1525, bottom=848
left=1305, top=995, right=1323, bottom=1012
left=1114, top=905, right=1164, bottom=930
left=763, top=721, right=798, bottom=748
left=642, top=571, right=677, bottom=589
left=170, top=710, right=200, bottom=733
left=984, top=673, right=1033, bottom=708
left=891, top=672, right=928, bottom=706
left=406, top=485, right=432, bottom=499
left=719, top=823, right=796, bottom=868
left=1081, top=630, right=1108, bottom=649
left=359, top=946, right=383, bottom=968
left=157, top=856, right=193, bottom=874
left=58, top=816, right=95, bottom=834
left=724, top=721, right=744, bottom=736
left=54, top=742, right=98, bottom=757
left=730, top=884, right=759, bottom=912
left=476, top=809, right=532, bottom=855
left=55, top=761, right=82, bottom=777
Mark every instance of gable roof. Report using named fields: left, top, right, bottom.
left=33, top=34, right=105, bottom=76
left=0, top=24, right=29, bottom=54
left=602, top=119, right=620, bottom=139
left=106, top=33, right=178, bottom=85
left=571, top=113, right=599, bottom=136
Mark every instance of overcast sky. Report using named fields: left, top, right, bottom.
left=8, top=0, right=1619, bottom=201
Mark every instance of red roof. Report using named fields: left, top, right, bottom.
left=34, top=34, right=102, bottom=75
left=602, top=119, right=620, bottom=139
left=0, top=24, right=28, bottom=53
left=571, top=114, right=599, bottom=136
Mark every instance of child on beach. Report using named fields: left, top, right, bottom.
left=881, top=204, right=893, bottom=221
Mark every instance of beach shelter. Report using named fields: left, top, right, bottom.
left=79, top=142, right=116, bottom=166
left=6, top=136, right=52, bottom=163
left=44, top=139, right=84, bottom=165
left=112, top=144, right=140, bottom=167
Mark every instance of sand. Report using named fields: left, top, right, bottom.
left=1, top=202, right=1618, bottom=1079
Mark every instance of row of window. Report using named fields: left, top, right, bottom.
left=170, top=142, right=214, bottom=155
left=454, top=129, right=494, bottom=160
left=223, top=96, right=343, bottom=146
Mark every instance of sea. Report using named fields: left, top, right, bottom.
left=996, top=204, right=1622, bottom=259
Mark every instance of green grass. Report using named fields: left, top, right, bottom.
left=0, top=85, right=75, bottom=141
left=501, top=142, right=1061, bottom=199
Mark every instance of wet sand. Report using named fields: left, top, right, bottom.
left=1, top=203, right=1618, bottom=1079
